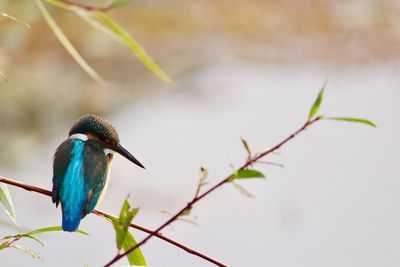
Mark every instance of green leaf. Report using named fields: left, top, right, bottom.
left=36, top=0, right=104, bottom=84
left=308, top=80, right=327, bottom=119
left=240, top=136, right=251, bottom=156
left=0, top=241, right=9, bottom=251
left=324, top=117, right=376, bottom=128
left=74, top=10, right=172, bottom=84
left=111, top=0, right=135, bottom=9
left=181, top=207, right=192, bottom=216
left=0, top=184, right=18, bottom=229
left=105, top=215, right=147, bottom=266
left=12, top=244, right=42, bottom=260
left=117, top=198, right=139, bottom=250
left=231, top=169, right=265, bottom=180
left=25, top=226, right=89, bottom=236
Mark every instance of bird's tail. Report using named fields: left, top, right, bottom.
left=61, top=205, right=82, bottom=232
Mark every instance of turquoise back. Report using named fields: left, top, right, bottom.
left=52, top=138, right=109, bottom=232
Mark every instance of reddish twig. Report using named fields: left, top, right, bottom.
left=104, top=116, right=322, bottom=267
left=0, top=176, right=227, bottom=267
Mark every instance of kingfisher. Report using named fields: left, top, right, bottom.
left=52, top=114, right=144, bottom=232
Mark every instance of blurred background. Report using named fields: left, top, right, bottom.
left=0, top=0, right=399, bottom=266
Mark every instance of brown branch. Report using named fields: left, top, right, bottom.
left=58, top=0, right=113, bottom=12
left=104, top=116, right=322, bottom=267
left=0, top=176, right=227, bottom=266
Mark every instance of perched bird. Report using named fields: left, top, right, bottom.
left=52, top=114, right=144, bottom=232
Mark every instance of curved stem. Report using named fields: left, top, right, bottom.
left=0, top=176, right=226, bottom=266
left=104, top=116, right=322, bottom=267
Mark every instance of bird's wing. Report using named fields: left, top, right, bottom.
left=52, top=139, right=73, bottom=206
left=82, top=141, right=108, bottom=217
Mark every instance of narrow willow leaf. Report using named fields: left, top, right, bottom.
left=231, top=169, right=265, bottom=180
left=25, top=226, right=89, bottom=236
left=1, top=12, right=31, bottom=29
left=0, top=241, right=9, bottom=251
left=0, top=184, right=18, bottom=227
left=117, top=199, right=139, bottom=250
left=35, top=0, right=104, bottom=84
left=308, top=80, right=327, bottom=119
left=324, top=117, right=376, bottom=128
left=20, top=234, right=44, bottom=246
left=75, top=10, right=172, bottom=84
left=12, top=244, right=43, bottom=260
left=4, top=210, right=20, bottom=230
left=240, top=136, right=251, bottom=156
left=106, top=215, right=147, bottom=266
left=232, top=182, right=254, bottom=198
left=111, top=0, right=135, bottom=8
left=43, top=0, right=74, bottom=10
left=177, top=217, right=199, bottom=226
left=258, top=160, right=284, bottom=168
left=121, top=229, right=146, bottom=266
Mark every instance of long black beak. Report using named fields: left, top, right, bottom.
left=110, top=143, right=145, bottom=169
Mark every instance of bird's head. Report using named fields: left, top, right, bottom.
left=69, top=114, right=145, bottom=169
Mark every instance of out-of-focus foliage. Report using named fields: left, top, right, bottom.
left=0, top=225, right=89, bottom=260
left=0, top=0, right=396, bottom=164
left=0, top=184, right=18, bottom=229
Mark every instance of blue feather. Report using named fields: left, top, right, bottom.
left=59, top=139, right=86, bottom=232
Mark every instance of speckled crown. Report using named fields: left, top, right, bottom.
left=69, top=114, right=120, bottom=143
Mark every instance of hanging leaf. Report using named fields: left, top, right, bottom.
left=43, top=0, right=171, bottom=84
left=324, top=117, right=376, bottom=128
left=74, top=10, right=172, bottom=84
left=257, top=160, right=284, bottom=168
left=308, top=80, right=327, bottom=119
left=0, top=241, right=9, bottom=251
left=232, top=182, right=254, bottom=198
left=111, top=0, right=135, bottom=9
left=240, top=136, right=252, bottom=156
left=3, top=234, right=44, bottom=246
left=12, top=244, right=43, bottom=260
left=20, top=234, right=44, bottom=246
left=231, top=169, right=265, bottom=180
left=105, top=214, right=147, bottom=266
left=0, top=184, right=18, bottom=229
left=36, top=0, right=104, bottom=84
left=117, top=198, right=139, bottom=250
left=25, top=225, right=89, bottom=236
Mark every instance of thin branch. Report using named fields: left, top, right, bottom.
left=58, top=0, right=112, bottom=12
left=104, top=116, right=322, bottom=267
left=0, top=176, right=226, bottom=267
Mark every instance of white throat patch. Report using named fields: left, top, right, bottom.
left=103, top=148, right=115, bottom=155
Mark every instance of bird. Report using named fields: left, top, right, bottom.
left=52, top=114, right=144, bottom=232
